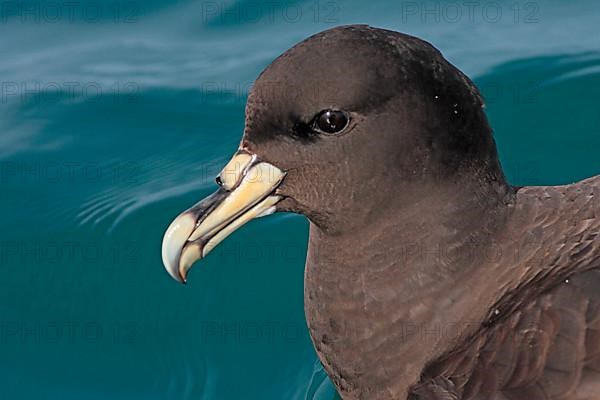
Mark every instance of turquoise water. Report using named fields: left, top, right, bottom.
left=1, top=1, right=599, bottom=398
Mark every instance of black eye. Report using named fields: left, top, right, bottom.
left=313, top=110, right=349, bottom=134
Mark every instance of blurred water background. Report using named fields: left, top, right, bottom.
left=0, top=0, right=599, bottom=398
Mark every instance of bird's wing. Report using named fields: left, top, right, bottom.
left=412, top=176, right=600, bottom=400
left=412, top=268, right=600, bottom=400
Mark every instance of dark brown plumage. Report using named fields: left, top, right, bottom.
left=410, top=177, right=600, bottom=400
left=162, top=25, right=600, bottom=399
left=302, top=175, right=600, bottom=400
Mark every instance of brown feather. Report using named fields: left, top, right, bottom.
left=411, top=177, right=600, bottom=400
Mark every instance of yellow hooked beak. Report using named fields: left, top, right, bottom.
left=161, top=150, right=286, bottom=283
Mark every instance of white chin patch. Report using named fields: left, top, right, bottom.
left=257, top=205, right=277, bottom=218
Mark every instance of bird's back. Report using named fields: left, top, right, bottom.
left=412, top=176, right=600, bottom=400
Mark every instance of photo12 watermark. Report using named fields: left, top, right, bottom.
left=1, top=1, right=140, bottom=23
left=199, top=80, right=343, bottom=105
left=211, top=241, right=305, bottom=264
left=480, top=81, right=540, bottom=104
left=0, top=161, right=140, bottom=184
left=399, top=1, right=540, bottom=24
left=1, top=82, right=140, bottom=104
left=0, top=241, right=140, bottom=265
left=201, top=321, right=303, bottom=344
left=200, top=1, right=340, bottom=24
left=305, top=236, right=559, bottom=270
left=0, top=321, right=140, bottom=344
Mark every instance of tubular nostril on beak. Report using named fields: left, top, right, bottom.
left=216, top=152, right=254, bottom=191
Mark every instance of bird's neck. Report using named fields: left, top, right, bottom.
left=304, top=178, right=512, bottom=398
left=303, top=176, right=600, bottom=399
